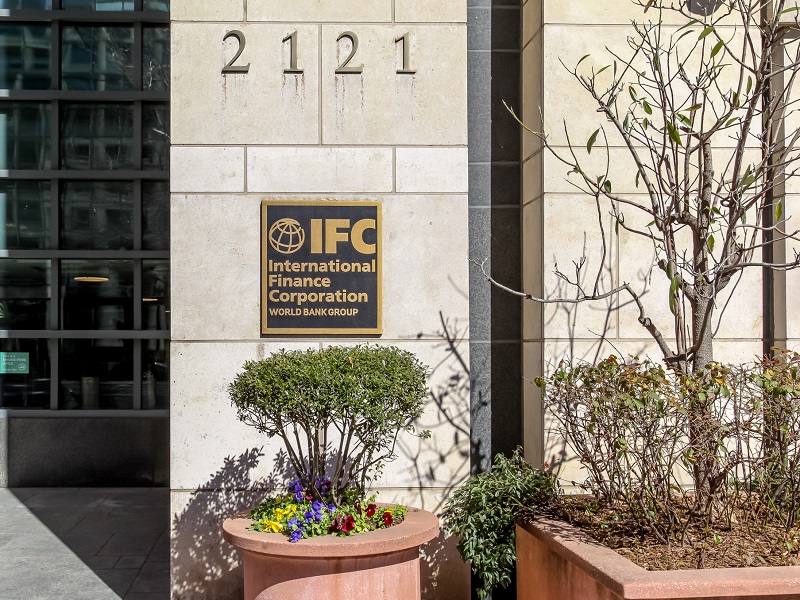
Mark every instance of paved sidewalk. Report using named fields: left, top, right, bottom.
left=0, top=488, right=169, bottom=600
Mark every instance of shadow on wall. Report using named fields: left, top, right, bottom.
left=171, top=448, right=292, bottom=600
left=172, top=322, right=473, bottom=600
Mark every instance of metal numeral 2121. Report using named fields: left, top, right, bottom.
left=221, top=31, right=416, bottom=75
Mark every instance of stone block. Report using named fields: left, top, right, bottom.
left=170, top=194, right=262, bottom=341
left=171, top=23, right=319, bottom=146
left=396, top=147, right=468, bottom=193
left=172, top=0, right=243, bottom=21
left=247, top=148, right=394, bottom=193
left=321, top=25, right=467, bottom=146
left=396, top=0, right=467, bottom=23
left=246, top=0, right=391, bottom=23
left=170, top=146, right=245, bottom=193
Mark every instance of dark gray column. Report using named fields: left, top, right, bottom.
left=468, top=0, right=523, bottom=476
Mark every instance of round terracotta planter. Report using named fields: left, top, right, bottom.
left=223, top=508, right=439, bottom=600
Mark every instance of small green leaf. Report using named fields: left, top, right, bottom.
left=576, top=54, right=591, bottom=67
left=711, top=40, right=724, bottom=58
left=686, top=103, right=703, bottom=112
left=629, top=85, right=638, bottom=102
left=670, top=275, right=680, bottom=294
left=707, top=234, right=715, bottom=252
left=725, top=117, right=739, bottom=127
left=746, top=76, right=753, bottom=94
left=643, top=117, right=649, bottom=130
left=666, top=121, right=683, bottom=146
left=635, top=170, right=641, bottom=189
left=643, top=100, right=653, bottom=115
left=587, top=128, right=600, bottom=154
left=596, top=64, right=611, bottom=76
left=776, top=200, right=784, bottom=220
left=699, top=25, right=715, bottom=40
left=779, top=6, right=800, bottom=15
left=677, top=113, right=692, bottom=126
left=603, top=180, right=612, bottom=193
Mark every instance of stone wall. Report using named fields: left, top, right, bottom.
left=169, top=0, right=470, bottom=597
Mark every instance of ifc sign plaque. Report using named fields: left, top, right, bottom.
left=262, top=201, right=382, bottom=335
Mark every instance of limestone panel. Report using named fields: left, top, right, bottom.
left=171, top=194, right=262, bottom=341
left=247, top=147, right=393, bottom=193
left=543, top=0, right=733, bottom=26
left=321, top=25, right=467, bottom=146
left=172, top=0, right=243, bottom=21
left=170, top=341, right=315, bottom=490
left=395, top=147, right=468, bottom=193
left=541, top=194, right=618, bottom=340
left=171, top=23, right=319, bottom=146
left=523, top=0, right=542, bottom=45
left=395, top=0, right=466, bottom=24
left=785, top=195, right=800, bottom=339
left=522, top=198, right=543, bottom=342
left=381, top=195, right=469, bottom=340
left=246, top=0, right=391, bottom=23
left=170, top=146, right=244, bottom=193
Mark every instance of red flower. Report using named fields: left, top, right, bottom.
left=328, top=516, right=342, bottom=533
left=366, top=503, right=376, bottom=518
left=341, top=515, right=356, bottom=533
left=382, top=511, right=393, bottom=527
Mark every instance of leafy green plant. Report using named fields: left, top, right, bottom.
left=442, top=448, right=559, bottom=598
left=229, top=345, right=429, bottom=505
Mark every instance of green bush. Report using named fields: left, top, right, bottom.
left=442, top=449, right=559, bottom=599
left=229, top=345, right=429, bottom=503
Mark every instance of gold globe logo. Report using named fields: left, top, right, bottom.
left=269, top=218, right=306, bottom=254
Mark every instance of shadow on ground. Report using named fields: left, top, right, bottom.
left=0, top=487, right=169, bottom=600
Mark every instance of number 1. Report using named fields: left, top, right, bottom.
left=395, top=33, right=416, bottom=75
left=282, top=31, right=303, bottom=74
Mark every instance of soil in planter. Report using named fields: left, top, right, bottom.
left=555, top=497, right=800, bottom=571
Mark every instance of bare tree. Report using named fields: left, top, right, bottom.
left=481, top=0, right=800, bottom=375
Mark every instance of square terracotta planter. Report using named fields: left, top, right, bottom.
left=516, top=518, right=800, bottom=600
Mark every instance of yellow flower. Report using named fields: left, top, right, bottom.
left=261, top=519, right=283, bottom=533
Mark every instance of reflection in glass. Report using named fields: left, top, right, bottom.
left=0, top=25, right=51, bottom=90
left=62, top=0, right=134, bottom=9
left=143, top=260, right=169, bottom=330
left=143, top=104, right=169, bottom=170
left=0, top=103, right=50, bottom=170
left=61, top=103, right=134, bottom=169
left=60, top=338, right=133, bottom=409
left=0, top=259, right=50, bottom=329
left=62, top=26, right=133, bottom=91
left=143, top=0, right=168, bottom=10
left=0, top=181, right=50, bottom=250
left=142, top=181, right=168, bottom=250
left=0, top=0, right=52, bottom=7
left=61, top=181, right=133, bottom=249
left=143, top=27, right=169, bottom=92
left=0, top=338, right=50, bottom=409
left=143, top=339, right=168, bottom=409
left=61, top=260, right=133, bottom=330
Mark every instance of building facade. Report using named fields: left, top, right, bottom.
left=1, top=1, right=796, bottom=599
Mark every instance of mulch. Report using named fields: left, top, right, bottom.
left=554, top=496, right=800, bottom=571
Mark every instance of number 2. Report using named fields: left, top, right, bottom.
left=336, top=32, right=363, bottom=74
left=222, top=30, right=249, bottom=74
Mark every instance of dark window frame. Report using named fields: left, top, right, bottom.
left=0, top=1, right=169, bottom=414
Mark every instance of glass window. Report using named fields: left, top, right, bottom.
left=143, top=104, right=169, bottom=170
left=143, top=26, right=169, bottom=92
left=0, top=181, right=51, bottom=250
left=61, top=103, right=134, bottom=170
left=61, top=26, right=133, bottom=91
left=0, top=25, right=51, bottom=90
left=143, top=259, right=168, bottom=330
left=59, top=338, right=133, bottom=409
left=61, top=181, right=133, bottom=250
left=62, top=0, right=134, bottom=10
left=61, top=259, right=133, bottom=330
left=0, top=1, right=52, bottom=8
left=0, top=103, right=51, bottom=170
left=0, top=338, right=50, bottom=409
left=142, top=181, right=168, bottom=250
left=0, top=259, right=50, bottom=329
left=142, top=339, right=167, bottom=409
left=143, top=0, right=168, bottom=10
